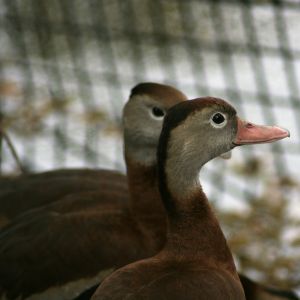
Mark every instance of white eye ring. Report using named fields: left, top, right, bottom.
left=210, top=112, right=227, bottom=128
left=149, top=106, right=165, bottom=120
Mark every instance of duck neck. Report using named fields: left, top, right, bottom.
left=159, top=158, right=237, bottom=276
left=125, top=153, right=166, bottom=224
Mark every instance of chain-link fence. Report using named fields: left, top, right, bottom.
left=0, top=0, right=299, bottom=291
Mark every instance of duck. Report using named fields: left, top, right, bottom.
left=0, top=83, right=187, bottom=300
left=0, top=85, right=294, bottom=300
left=0, top=82, right=188, bottom=230
left=91, top=97, right=289, bottom=300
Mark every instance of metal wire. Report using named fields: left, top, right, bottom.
left=0, top=0, right=299, bottom=184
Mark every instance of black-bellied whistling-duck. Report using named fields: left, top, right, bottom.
left=0, top=81, right=188, bottom=231
left=0, top=83, right=187, bottom=300
left=0, top=81, right=187, bottom=227
left=91, top=97, right=289, bottom=300
left=0, top=86, right=294, bottom=300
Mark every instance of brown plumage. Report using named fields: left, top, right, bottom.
left=0, top=86, right=293, bottom=300
left=92, top=97, right=289, bottom=300
left=0, top=169, right=127, bottom=228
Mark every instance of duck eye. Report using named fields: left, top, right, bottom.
left=212, top=113, right=225, bottom=124
left=210, top=112, right=227, bottom=128
left=151, top=107, right=165, bottom=119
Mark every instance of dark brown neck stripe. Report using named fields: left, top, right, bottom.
left=157, top=101, right=196, bottom=217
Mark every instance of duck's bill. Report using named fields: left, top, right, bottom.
left=234, top=118, right=290, bottom=145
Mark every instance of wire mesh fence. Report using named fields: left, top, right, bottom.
left=0, top=0, right=299, bottom=291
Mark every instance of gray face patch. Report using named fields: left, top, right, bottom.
left=123, top=95, right=172, bottom=166
left=165, top=107, right=237, bottom=201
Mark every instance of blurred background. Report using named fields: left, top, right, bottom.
left=0, top=0, right=299, bottom=293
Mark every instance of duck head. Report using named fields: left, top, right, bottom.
left=158, top=97, right=289, bottom=200
left=123, top=82, right=188, bottom=166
